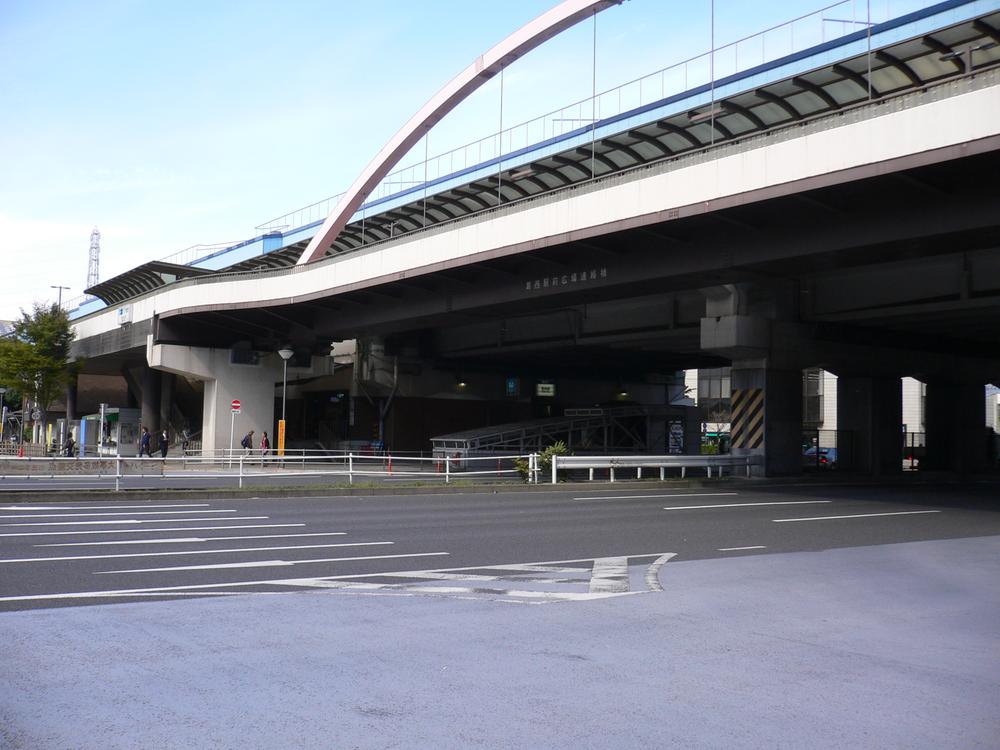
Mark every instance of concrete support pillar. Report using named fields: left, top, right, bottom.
left=836, top=376, right=902, bottom=475
left=148, top=340, right=286, bottom=454
left=730, top=362, right=802, bottom=476
left=141, top=367, right=161, bottom=433
left=159, top=372, right=175, bottom=434
left=924, top=381, right=988, bottom=473
left=65, top=377, right=78, bottom=421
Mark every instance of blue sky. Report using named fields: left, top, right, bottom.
left=0, top=0, right=921, bottom=318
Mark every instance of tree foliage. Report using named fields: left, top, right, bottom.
left=0, top=304, right=78, bottom=415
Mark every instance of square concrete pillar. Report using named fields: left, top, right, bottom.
left=836, top=376, right=902, bottom=475
left=924, top=381, right=989, bottom=474
left=730, top=363, right=802, bottom=476
left=140, top=367, right=161, bottom=433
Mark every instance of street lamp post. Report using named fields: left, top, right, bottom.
left=277, top=347, right=294, bottom=456
left=51, top=285, right=70, bottom=308
left=0, top=387, right=6, bottom=444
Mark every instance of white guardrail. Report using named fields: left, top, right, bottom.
left=0, top=453, right=537, bottom=491
left=551, top=454, right=761, bottom=483
left=0, top=451, right=760, bottom=491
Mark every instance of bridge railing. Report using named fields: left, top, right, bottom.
left=255, top=0, right=934, bottom=236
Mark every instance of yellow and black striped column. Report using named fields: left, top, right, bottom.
left=730, top=388, right=764, bottom=449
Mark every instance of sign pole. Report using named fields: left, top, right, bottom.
left=229, top=410, right=235, bottom=469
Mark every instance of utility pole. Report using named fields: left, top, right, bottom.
left=51, top=285, right=70, bottom=308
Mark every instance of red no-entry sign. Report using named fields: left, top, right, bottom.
left=231, top=399, right=241, bottom=413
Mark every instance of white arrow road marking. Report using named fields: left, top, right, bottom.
left=37, top=532, right=347, bottom=547
left=0, top=524, right=305, bottom=538
left=0, top=541, right=393, bottom=564
left=97, top=551, right=449, bottom=574
left=0, top=516, right=268, bottom=527
left=772, top=510, right=942, bottom=522
left=0, top=553, right=676, bottom=604
left=589, top=557, right=629, bottom=593
left=663, top=500, right=832, bottom=511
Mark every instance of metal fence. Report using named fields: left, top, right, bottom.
left=552, top=453, right=761, bottom=483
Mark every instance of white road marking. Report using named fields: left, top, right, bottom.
left=97, top=551, right=450, bottom=574
left=772, top=510, right=942, bottom=523
left=576, top=492, right=739, bottom=501
left=37, top=532, right=347, bottom=547
left=663, top=501, right=832, bottom=511
left=0, top=553, right=671, bottom=603
left=0, top=510, right=238, bottom=519
left=643, top=553, right=676, bottom=592
left=1, top=504, right=212, bottom=511
left=0, top=541, right=393, bottom=564
left=0, top=516, right=268, bottom=527
left=718, top=545, right=767, bottom=551
left=291, top=580, right=639, bottom=602
left=0, top=524, right=304, bottom=538
left=589, top=557, right=629, bottom=593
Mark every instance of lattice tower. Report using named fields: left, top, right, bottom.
left=87, top=226, right=100, bottom=290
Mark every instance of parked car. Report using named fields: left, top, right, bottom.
left=802, top=446, right=838, bottom=469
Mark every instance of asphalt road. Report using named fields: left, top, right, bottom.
left=2, top=481, right=998, bottom=611
left=2, top=481, right=998, bottom=749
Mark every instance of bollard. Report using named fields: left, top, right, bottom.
left=349, top=453, right=354, bottom=484
left=239, top=455, right=244, bottom=489
left=445, top=456, right=451, bottom=484
left=551, top=454, right=557, bottom=485
left=115, top=456, right=122, bottom=492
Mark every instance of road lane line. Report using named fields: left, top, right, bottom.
left=37, top=532, right=348, bottom=547
left=772, top=510, right=942, bottom=523
left=663, top=501, right=832, bottom=510
left=1, top=504, right=212, bottom=511
left=0, top=516, right=269, bottom=527
left=97, top=551, right=450, bottom=574
left=0, top=510, right=239, bottom=519
left=0, top=541, right=393, bottom=564
left=576, top=492, right=739, bottom=501
left=718, top=545, right=767, bottom=551
left=0, top=524, right=304, bottom=538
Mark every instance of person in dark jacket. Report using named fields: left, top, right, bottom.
left=139, top=427, right=152, bottom=457
left=158, top=429, right=169, bottom=458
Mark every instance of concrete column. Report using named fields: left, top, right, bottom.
left=924, top=381, right=988, bottom=474
left=836, top=376, right=902, bottom=475
left=65, top=377, right=78, bottom=421
left=141, top=367, right=161, bottom=433
left=159, top=372, right=175, bottom=434
left=730, top=362, right=802, bottom=476
left=148, top=340, right=283, bottom=454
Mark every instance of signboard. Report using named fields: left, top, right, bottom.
left=667, top=418, right=684, bottom=455
left=231, top=399, right=241, bottom=413
left=277, top=419, right=286, bottom=457
left=536, top=382, right=556, bottom=397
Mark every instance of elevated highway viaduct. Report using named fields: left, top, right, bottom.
left=69, top=2, right=1000, bottom=474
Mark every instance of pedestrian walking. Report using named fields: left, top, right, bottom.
left=260, top=431, right=270, bottom=457
left=159, top=429, right=169, bottom=458
left=64, top=435, right=75, bottom=457
left=139, top=427, right=152, bottom=457
left=240, top=430, right=255, bottom=456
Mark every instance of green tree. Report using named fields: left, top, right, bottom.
left=0, top=304, right=78, bottom=441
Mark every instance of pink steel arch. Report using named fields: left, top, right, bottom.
left=297, top=0, right=622, bottom=266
